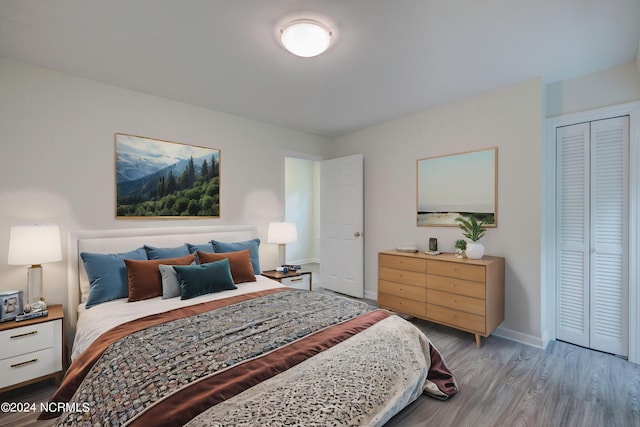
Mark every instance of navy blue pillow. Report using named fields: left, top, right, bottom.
left=186, top=242, right=215, bottom=254
left=211, top=238, right=260, bottom=274
left=173, top=259, right=237, bottom=300
left=81, top=248, right=147, bottom=308
left=144, top=244, right=190, bottom=260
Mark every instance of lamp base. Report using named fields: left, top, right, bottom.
left=278, top=244, right=286, bottom=267
left=27, top=264, right=43, bottom=305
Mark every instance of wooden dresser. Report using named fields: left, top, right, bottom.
left=378, top=250, right=504, bottom=347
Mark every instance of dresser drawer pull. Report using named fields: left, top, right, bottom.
left=290, top=277, right=303, bottom=282
left=11, top=358, right=38, bottom=368
left=10, top=330, right=38, bottom=339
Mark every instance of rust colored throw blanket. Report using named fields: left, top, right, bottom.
left=42, top=288, right=457, bottom=426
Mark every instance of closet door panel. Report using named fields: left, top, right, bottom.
left=590, top=116, right=629, bottom=356
left=556, top=123, right=590, bottom=347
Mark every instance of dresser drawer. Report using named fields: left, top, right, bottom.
left=379, top=293, right=426, bottom=317
left=427, top=289, right=485, bottom=316
left=0, top=321, right=56, bottom=360
left=427, top=260, right=485, bottom=282
left=379, top=254, right=426, bottom=273
left=426, top=304, right=486, bottom=334
left=378, top=280, right=426, bottom=302
left=281, top=274, right=311, bottom=290
left=427, top=274, right=486, bottom=299
left=379, top=267, right=426, bottom=287
left=0, top=347, right=61, bottom=389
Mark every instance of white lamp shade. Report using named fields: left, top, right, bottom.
left=8, top=224, right=62, bottom=266
left=268, top=222, right=298, bottom=244
left=280, top=19, right=333, bottom=57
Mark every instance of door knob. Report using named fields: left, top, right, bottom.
left=354, top=232, right=361, bottom=237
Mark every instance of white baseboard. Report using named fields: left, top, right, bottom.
left=493, top=326, right=547, bottom=349
left=290, top=258, right=319, bottom=265
left=364, top=290, right=377, bottom=301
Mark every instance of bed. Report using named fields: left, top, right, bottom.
left=40, top=225, right=457, bottom=426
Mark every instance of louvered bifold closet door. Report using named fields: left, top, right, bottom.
left=589, top=116, right=629, bottom=356
left=556, top=123, right=590, bottom=347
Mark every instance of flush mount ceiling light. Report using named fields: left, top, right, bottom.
left=278, top=19, right=334, bottom=58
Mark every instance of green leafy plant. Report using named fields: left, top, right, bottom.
left=455, top=216, right=486, bottom=242
left=454, top=239, right=467, bottom=250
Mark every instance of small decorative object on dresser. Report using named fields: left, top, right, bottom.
left=378, top=250, right=504, bottom=347
left=261, top=270, right=312, bottom=291
left=454, top=239, right=467, bottom=258
left=0, top=304, right=65, bottom=393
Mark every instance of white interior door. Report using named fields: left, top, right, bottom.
left=320, top=154, right=364, bottom=298
left=556, top=122, right=590, bottom=348
left=556, top=117, right=629, bottom=356
left=589, top=117, right=629, bottom=355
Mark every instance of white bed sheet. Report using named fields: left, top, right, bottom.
left=71, top=276, right=285, bottom=361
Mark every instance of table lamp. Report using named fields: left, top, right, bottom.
left=8, top=224, right=62, bottom=305
left=267, top=222, right=298, bottom=267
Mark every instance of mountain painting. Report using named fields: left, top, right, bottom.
left=115, top=133, right=220, bottom=218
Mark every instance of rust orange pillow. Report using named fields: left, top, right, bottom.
left=196, top=250, right=256, bottom=284
left=125, top=253, right=196, bottom=302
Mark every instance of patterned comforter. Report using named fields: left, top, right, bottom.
left=41, top=288, right=457, bottom=426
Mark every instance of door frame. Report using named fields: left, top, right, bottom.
left=543, top=101, right=640, bottom=363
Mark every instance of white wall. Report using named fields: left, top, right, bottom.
left=0, top=59, right=330, bottom=319
left=330, top=79, right=544, bottom=343
left=546, top=61, right=640, bottom=117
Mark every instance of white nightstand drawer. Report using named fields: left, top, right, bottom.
left=0, top=347, right=62, bottom=389
left=0, top=320, right=56, bottom=360
left=281, top=274, right=311, bottom=290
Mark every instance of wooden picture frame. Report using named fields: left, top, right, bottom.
left=115, top=133, right=220, bottom=218
left=417, top=147, right=497, bottom=227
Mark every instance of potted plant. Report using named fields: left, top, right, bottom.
left=455, top=216, right=486, bottom=259
left=454, top=239, right=467, bottom=258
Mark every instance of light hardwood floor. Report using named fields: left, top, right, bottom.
left=387, top=319, right=640, bottom=427
left=1, top=317, right=638, bottom=427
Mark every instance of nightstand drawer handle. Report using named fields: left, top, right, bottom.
left=290, top=278, right=303, bottom=282
left=10, top=330, right=38, bottom=339
left=11, top=358, right=38, bottom=368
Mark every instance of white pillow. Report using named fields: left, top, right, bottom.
left=159, top=264, right=181, bottom=299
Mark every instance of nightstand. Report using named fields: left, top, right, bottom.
left=0, top=304, right=65, bottom=393
left=261, top=270, right=312, bottom=291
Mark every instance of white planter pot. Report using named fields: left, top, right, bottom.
left=465, top=242, right=484, bottom=259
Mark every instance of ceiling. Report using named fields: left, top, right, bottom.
left=1, top=0, right=639, bottom=137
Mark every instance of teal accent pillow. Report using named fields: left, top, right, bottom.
left=211, top=238, right=260, bottom=274
left=81, top=248, right=147, bottom=308
left=144, top=244, right=190, bottom=260
left=187, top=242, right=214, bottom=254
left=173, top=259, right=237, bottom=300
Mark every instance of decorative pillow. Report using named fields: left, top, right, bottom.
left=159, top=264, right=181, bottom=299
left=196, top=250, right=256, bottom=284
left=144, top=244, right=190, bottom=260
left=81, top=248, right=147, bottom=309
left=173, top=259, right=237, bottom=300
left=211, top=238, right=260, bottom=274
left=187, top=242, right=214, bottom=254
left=125, top=254, right=195, bottom=302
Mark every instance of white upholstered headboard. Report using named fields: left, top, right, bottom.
left=67, top=225, right=257, bottom=333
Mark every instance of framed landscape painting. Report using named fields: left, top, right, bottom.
left=115, top=133, right=220, bottom=218
left=417, top=147, right=497, bottom=227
